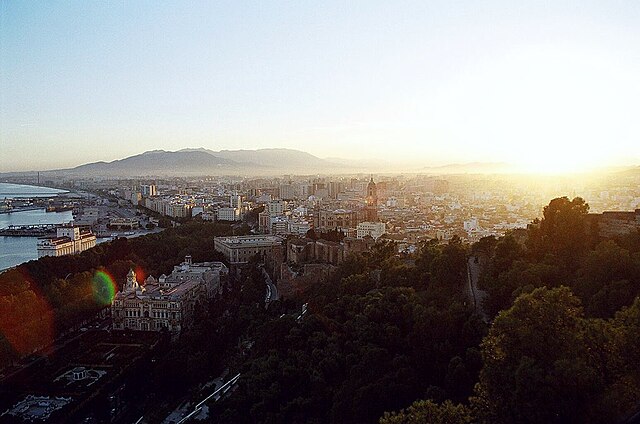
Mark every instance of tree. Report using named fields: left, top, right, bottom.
left=158, top=217, right=172, bottom=228
left=476, top=286, right=604, bottom=424
left=430, top=236, right=467, bottom=291
left=380, top=399, right=473, bottom=424
left=306, top=228, right=319, bottom=240
left=535, top=196, right=590, bottom=262
left=574, top=240, right=640, bottom=317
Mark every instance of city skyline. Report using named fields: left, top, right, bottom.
left=2, top=1, right=639, bottom=173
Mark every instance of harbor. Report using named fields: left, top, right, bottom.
left=0, top=224, right=65, bottom=237
left=0, top=183, right=75, bottom=270
left=0, top=183, right=162, bottom=271
left=0, top=208, right=74, bottom=271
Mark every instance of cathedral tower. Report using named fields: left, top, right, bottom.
left=365, top=177, right=378, bottom=222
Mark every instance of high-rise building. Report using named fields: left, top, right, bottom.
left=140, top=184, right=157, bottom=196
left=268, top=200, right=287, bottom=216
left=279, top=184, right=295, bottom=200
left=217, top=207, right=241, bottom=221
left=329, top=181, right=344, bottom=199
left=230, top=194, right=242, bottom=208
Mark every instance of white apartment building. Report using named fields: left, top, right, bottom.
left=230, top=194, right=242, bottom=208
left=289, top=221, right=311, bottom=236
left=141, top=184, right=157, bottom=196
left=464, top=218, right=479, bottom=232
left=270, top=216, right=289, bottom=235
left=267, top=200, right=287, bottom=216
left=144, top=196, right=193, bottom=218
left=217, top=207, right=241, bottom=221
left=167, top=203, right=193, bottom=218
left=356, top=221, right=386, bottom=240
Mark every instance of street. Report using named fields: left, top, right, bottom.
left=467, top=256, right=489, bottom=323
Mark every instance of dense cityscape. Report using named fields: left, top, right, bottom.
left=4, top=166, right=640, bottom=253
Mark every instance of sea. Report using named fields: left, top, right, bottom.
left=0, top=183, right=72, bottom=271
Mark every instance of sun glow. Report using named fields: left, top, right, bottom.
left=513, top=146, right=604, bottom=175
left=426, top=44, right=639, bottom=174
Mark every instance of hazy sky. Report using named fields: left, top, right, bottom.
left=1, top=1, right=639, bottom=172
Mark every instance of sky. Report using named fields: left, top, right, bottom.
left=1, top=1, right=639, bottom=173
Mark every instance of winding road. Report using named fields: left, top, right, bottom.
left=467, top=256, right=489, bottom=323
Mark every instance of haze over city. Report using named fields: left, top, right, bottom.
left=2, top=1, right=639, bottom=173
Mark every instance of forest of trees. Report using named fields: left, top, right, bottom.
left=210, top=237, right=485, bottom=423
left=209, top=196, right=640, bottom=424
left=379, top=197, right=640, bottom=423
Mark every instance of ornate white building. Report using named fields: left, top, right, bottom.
left=111, top=256, right=228, bottom=337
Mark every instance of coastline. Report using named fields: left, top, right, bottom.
left=0, top=182, right=69, bottom=198
left=0, top=206, right=43, bottom=214
left=0, top=205, right=75, bottom=271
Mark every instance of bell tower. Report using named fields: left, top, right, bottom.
left=365, top=177, right=377, bottom=222
left=124, top=268, right=140, bottom=292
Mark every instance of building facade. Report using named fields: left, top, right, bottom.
left=217, top=207, right=241, bottom=221
left=37, top=226, right=97, bottom=258
left=316, top=209, right=360, bottom=231
left=365, top=177, right=378, bottom=222
left=356, top=221, right=386, bottom=240
left=111, top=256, right=228, bottom=337
left=267, top=200, right=287, bottom=216
left=214, top=235, right=285, bottom=264
left=586, top=209, right=640, bottom=238
left=140, top=184, right=157, bottom=197
left=109, top=217, right=140, bottom=230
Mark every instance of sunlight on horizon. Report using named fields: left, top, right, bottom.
left=1, top=2, right=639, bottom=172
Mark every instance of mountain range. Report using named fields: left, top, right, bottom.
left=56, top=148, right=347, bottom=176
left=6, top=148, right=613, bottom=177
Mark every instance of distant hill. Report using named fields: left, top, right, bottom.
left=617, top=166, right=640, bottom=176
left=179, top=148, right=343, bottom=170
left=53, top=148, right=350, bottom=177
left=68, top=150, right=242, bottom=176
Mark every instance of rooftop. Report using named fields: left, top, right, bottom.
left=215, top=235, right=284, bottom=245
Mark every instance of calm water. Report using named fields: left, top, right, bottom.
left=0, top=209, right=74, bottom=271
left=0, top=183, right=72, bottom=271
left=0, top=182, right=67, bottom=199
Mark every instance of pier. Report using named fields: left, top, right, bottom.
left=0, top=224, right=63, bottom=237
left=0, top=206, right=43, bottom=215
